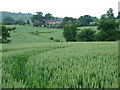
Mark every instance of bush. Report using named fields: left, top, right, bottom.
left=94, top=31, right=108, bottom=41
left=3, top=17, right=15, bottom=25
left=50, top=37, right=54, bottom=40
left=63, top=24, right=78, bottom=42
left=97, top=19, right=120, bottom=41
left=14, top=20, right=26, bottom=25
left=1, top=24, right=16, bottom=43
left=77, top=28, right=95, bottom=41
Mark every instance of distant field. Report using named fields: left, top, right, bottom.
left=9, top=25, right=65, bottom=43
left=2, top=42, right=118, bottom=88
left=78, top=26, right=98, bottom=31
left=8, top=25, right=98, bottom=43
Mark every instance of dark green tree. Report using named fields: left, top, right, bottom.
left=27, top=20, right=30, bottom=24
left=97, top=19, right=120, bottom=41
left=58, top=21, right=67, bottom=28
left=63, top=24, right=78, bottom=42
left=98, top=19, right=119, bottom=33
left=31, top=12, right=45, bottom=26
left=44, top=13, right=54, bottom=20
left=95, top=31, right=108, bottom=41
left=3, top=17, right=15, bottom=25
left=0, top=24, right=16, bottom=43
left=106, top=8, right=115, bottom=19
left=100, top=14, right=107, bottom=20
left=78, top=15, right=97, bottom=26
left=59, top=17, right=77, bottom=28
left=14, top=19, right=26, bottom=25
left=77, top=28, right=95, bottom=41
left=63, top=17, right=75, bottom=22
left=96, top=8, right=120, bottom=41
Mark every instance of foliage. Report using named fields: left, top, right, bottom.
left=63, top=17, right=76, bottom=22
left=27, top=20, right=30, bottom=24
left=77, top=28, right=95, bottom=41
left=97, top=19, right=120, bottom=41
left=106, top=8, right=115, bottom=19
left=97, top=19, right=119, bottom=33
left=14, top=19, right=26, bottom=25
left=57, top=21, right=67, bottom=28
left=96, top=8, right=120, bottom=41
left=78, top=15, right=98, bottom=26
left=33, top=21, right=42, bottom=27
left=1, top=11, right=32, bottom=22
left=63, top=24, right=78, bottom=42
left=100, top=14, right=107, bottom=20
left=31, top=12, right=45, bottom=26
left=58, top=17, right=77, bottom=28
left=44, top=13, right=54, bottom=20
left=94, top=31, right=108, bottom=41
left=3, top=17, right=15, bottom=25
left=0, top=24, right=16, bottom=43
left=30, top=31, right=64, bottom=42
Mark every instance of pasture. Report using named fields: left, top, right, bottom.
left=9, top=25, right=98, bottom=43
left=77, top=26, right=98, bottom=31
left=9, top=25, right=65, bottom=43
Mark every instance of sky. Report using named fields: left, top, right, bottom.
left=0, top=0, right=120, bottom=19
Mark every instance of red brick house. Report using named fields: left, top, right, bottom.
left=45, top=19, right=62, bottom=25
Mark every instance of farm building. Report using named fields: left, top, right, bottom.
left=45, top=19, right=62, bottom=25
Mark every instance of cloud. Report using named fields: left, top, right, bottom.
left=119, top=1, right=120, bottom=12
left=0, top=0, right=119, bottom=18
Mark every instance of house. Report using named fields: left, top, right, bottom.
left=45, top=19, right=62, bottom=25
left=30, top=23, right=33, bottom=26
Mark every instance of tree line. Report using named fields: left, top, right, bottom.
left=1, top=11, right=32, bottom=22
left=2, top=17, right=29, bottom=25
left=2, top=12, right=98, bottom=27
left=2, top=8, right=120, bottom=28
left=31, top=12, right=98, bottom=28
left=31, top=8, right=120, bottom=28
left=63, top=8, right=120, bottom=42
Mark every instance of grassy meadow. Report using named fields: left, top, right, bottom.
left=9, top=25, right=65, bottom=43
left=1, top=25, right=119, bottom=88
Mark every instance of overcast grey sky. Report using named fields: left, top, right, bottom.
left=0, top=0, right=120, bottom=18
left=118, top=1, right=120, bottom=12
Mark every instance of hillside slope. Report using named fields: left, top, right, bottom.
left=9, top=25, right=65, bottom=43
left=1, top=11, right=32, bottom=22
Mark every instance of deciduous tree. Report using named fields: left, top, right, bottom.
left=63, top=24, right=78, bottom=42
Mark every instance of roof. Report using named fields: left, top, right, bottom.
left=45, top=19, right=62, bottom=24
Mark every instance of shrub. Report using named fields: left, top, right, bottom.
left=63, top=24, right=78, bottom=42
left=1, top=24, right=16, bottom=43
left=3, top=17, right=15, bottom=25
left=94, top=31, right=108, bottom=41
left=97, top=17, right=120, bottom=41
left=77, top=28, right=95, bottom=41
left=50, top=37, right=54, bottom=40
left=14, top=20, right=26, bottom=25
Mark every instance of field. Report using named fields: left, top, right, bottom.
left=1, top=25, right=119, bottom=88
left=77, top=26, right=98, bottom=31
left=9, top=25, right=98, bottom=43
left=9, top=25, right=65, bottom=43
